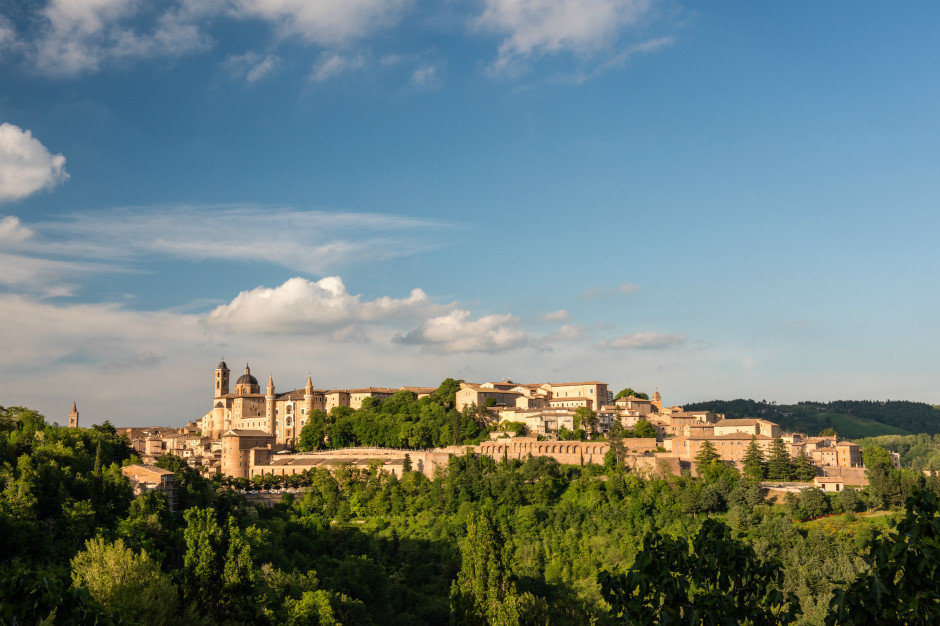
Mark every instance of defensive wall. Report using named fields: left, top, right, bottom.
left=244, top=438, right=672, bottom=481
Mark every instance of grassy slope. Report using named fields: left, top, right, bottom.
left=809, top=412, right=911, bottom=439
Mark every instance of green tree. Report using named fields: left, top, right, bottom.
left=799, top=488, right=829, bottom=519
left=71, top=537, right=179, bottom=625
left=599, top=518, right=801, bottom=624
left=615, top=388, right=649, bottom=400
left=694, top=440, right=721, bottom=479
left=767, top=438, right=793, bottom=481
left=864, top=445, right=902, bottom=509
left=182, top=507, right=223, bottom=615
left=827, top=490, right=940, bottom=625
left=742, top=437, right=767, bottom=480
left=607, top=422, right=627, bottom=465
left=450, top=508, right=543, bottom=625
left=573, top=407, right=599, bottom=434
left=632, top=418, right=658, bottom=439
left=792, top=450, right=817, bottom=482
left=297, top=410, right=329, bottom=451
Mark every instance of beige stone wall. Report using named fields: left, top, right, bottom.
left=548, top=383, right=609, bottom=407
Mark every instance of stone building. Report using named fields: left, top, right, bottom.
left=121, top=464, right=178, bottom=512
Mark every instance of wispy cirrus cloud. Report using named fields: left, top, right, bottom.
left=226, top=51, right=280, bottom=82
left=581, top=282, right=641, bottom=299
left=596, top=331, right=686, bottom=350
left=9, top=204, right=449, bottom=274
left=476, top=0, right=658, bottom=74
left=310, top=51, right=367, bottom=81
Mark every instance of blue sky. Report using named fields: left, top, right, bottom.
left=1, top=1, right=938, bottom=426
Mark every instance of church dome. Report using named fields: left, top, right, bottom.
left=236, top=372, right=259, bottom=386
left=218, top=360, right=228, bottom=370
left=235, top=364, right=258, bottom=387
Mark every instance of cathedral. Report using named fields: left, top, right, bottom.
left=201, top=361, right=326, bottom=446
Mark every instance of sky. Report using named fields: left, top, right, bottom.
left=1, top=1, right=938, bottom=427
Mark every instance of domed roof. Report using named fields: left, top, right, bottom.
left=237, top=372, right=259, bottom=385
left=236, top=364, right=258, bottom=386
left=218, top=360, right=228, bottom=370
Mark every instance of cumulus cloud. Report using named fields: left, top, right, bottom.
left=231, top=0, right=411, bottom=45
left=205, top=276, right=447, bottom=333
left=0, top=124, right=69, bottom=203
left=227, top=51, right=280, bottom=82
left=596, top=331, right=686, bottom=350
left=310, top=51, right=366, bottom=81
left=476, top=0, right=654, bottom=72
left=26, top=205, right=447, bottom=274
left=395, top=309, right=527, bottom=353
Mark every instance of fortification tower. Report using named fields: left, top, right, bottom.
left=304, top=374, right=314, bottom=416
left=68, top=401, right=79, bottom=428
left=266, top=374, right=276, bottom=436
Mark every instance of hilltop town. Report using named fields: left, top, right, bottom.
left=78, top=361, right=887, bottom=498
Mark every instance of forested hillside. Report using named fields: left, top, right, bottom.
left=3, top=403, right=940, bottom=624
left=684, top=399, right=940, bottom=438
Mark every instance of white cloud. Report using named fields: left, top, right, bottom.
left=410, top=63, right=441, bottom=88
left=0, top=124, right=69, bottom=203
left=557, top=35, right=673, bottom=83
left=231, top=0, right=411, bottom=45
left=0, top=15, right=16, bottom=52
left=395, top=309, right=527, bottom=353
left=618, top=282, right=641, bottom=293
left=227, top=51, right=280, bottom=82
left=32, top=0, right=210, bottom=74
left=596, top=331, right=686, bottom=350
left=310, top=52, right=366, bottom=81
left=24, top=205, right=447, bottom=274
left=476, top=0, right=653, bottom=72
left=542, top=323, right=583, bottom=342
left=0, top=215, right=34, bottom=243
left=0, top=251, right=120, bottom=291
left=540, top=309, right=570, bottom=322
left=206, top=276, right=447, bottom=333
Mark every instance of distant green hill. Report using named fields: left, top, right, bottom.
left=683, top=399, right=940, bottom=439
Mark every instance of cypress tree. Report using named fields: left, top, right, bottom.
left=742, top=437, right=766, bottom=480
left=767, top=438, right=793, bottom=481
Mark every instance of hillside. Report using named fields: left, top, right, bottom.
left=683, top=399, right=940, bottom=439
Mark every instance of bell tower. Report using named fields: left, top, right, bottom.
left=68, top=401, right=79, bottom=428
left=215, top=360, right=230, bottom=398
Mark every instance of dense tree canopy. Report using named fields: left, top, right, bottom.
left=5, top=402, right=940, bottom=625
